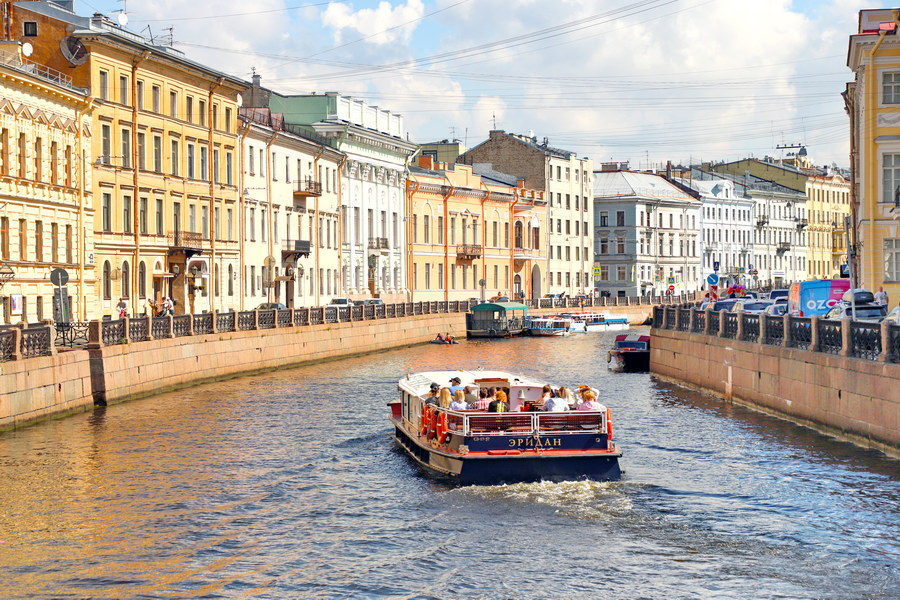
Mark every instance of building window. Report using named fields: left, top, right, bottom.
left=123, top=195, right=132, bottom=233
left=138, top=262, right=146, bottom=298
left=186, top=96, right=193, bottom=122
left=170, top=91, right=178, bottom=118
left=187, top=144, right=195, bottom=178
left=0, top=217, right=8, bottom=259
left=23, top=21, right=37, bottom=36
left=884, top=73, right=900, bottom=104
left=121, top=261, right=130, bottom=298
left=225, top=107, right=232, bottom=132
left=34, top=220, right=43, bottom=261
left=119, top=75, right=129, bottom=105
left=103, top=261, right=111, bottom=299
left=599, top=212, right=608, bottom=227
left=152, top=85, right=161, bottom=113
left=102, top=193, right=112, bottom=231
left=200, top=147, right=208, bottom=180
left=226, top=152, right=233, bottom=185
left=170, top=140, right=179, bottom=176
left=156, top=199, right=163, bottom=234
left=136, top=132, right=145, bottom=170
left=136, top=80, right=144, bottom=110
left=885, top=238, right=900, bottom=282
left=139, top=197, right=148, bottom=234
left=883, top=154, right=900, bottom=203
left=101, top=125, right=111, bottom=164
left=153, top=136, right=162, bottom=172
left=121, top=129, right=131, bottom=168
left=98, top=70, right=109, bottom=100
left=616, top=211, right=625, bottom=226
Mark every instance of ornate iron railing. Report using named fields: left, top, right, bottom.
left=764, top=315, right=784, bottom=346
left=21, top=327, right=53, bottom=358
left=722, top=312, right=738, bottom=339
left=889, top=324, right=900, bottom=362
left=55, top=322, right=90, bottom=347
left=0, top=329, right=14, bottom=361
left=102, top=319, right=126, bottom=345
left=129, top=317, right=150, bottom=342
left=258, top=309, right=276, bottom=329
left=193, top=313, right=213, bottom=335
left=294, top=308, right=310, bottom=327
left=310, top=308, right=324, bottom=325
left=338, top=307, right=351, bottom=321
left=151, top=316, right=171, bottom=339
left=677, top=308, right=691, bottom=331
left=788, top=317, right=811, bottom=350
left=850, top=322, right=882, bottom=360
left=817, top=319, right=842, bottom=354
left=237, top=311, right=255, bottom=331
left=172, top=315, right=191, bottom=337
left=691, top=309, right=706, bottom=333
left=217, top=312, right=236, bottom=333
left=324, top=307, right=337, bottom=323
left=664, top=308, right=676, bottom=329
left=278, top=309, right=293, bottom=328
left=740, top=314, right=759, bottom=342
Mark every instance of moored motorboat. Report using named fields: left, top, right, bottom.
left=607, top=334, right=650, bottom=372
left=560, top=312, right=630, bottom=332
left=527, top=317, right=573, bottom=336
left=388, top=371, right=622, bottom=485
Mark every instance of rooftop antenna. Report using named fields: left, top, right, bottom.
left=464, top=127, right=468, bottom=147
left=114, top=0, right=128, bottom=27
left=449, top=125, right=456, bottom=141
left=492, top=112, right=497, bottom=130
left=141, top=24, right=154, bottom=43
left=159, top=25, right=174, bottom=46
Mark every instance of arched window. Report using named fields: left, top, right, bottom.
left=102, top=261, right=111, bottom=299
left=514, top=221, right=524, bottom=248
left=214, top=264, right=220, bottom=297
left=138, top=261, right=146, bottom=298
left=120, top=261, right=130, bottom=298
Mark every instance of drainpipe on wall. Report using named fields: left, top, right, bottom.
left=335, top=155, right=347, bottom=301
left=441, top=182, right=455, bottom=302
left=312, top=145, right=324, bottom=306
left=207, top=77, right=223, bottom=312
left=265, top=130, right=278, bottom=303
left=75, top=96, right=95, bottom=320
left=406, top=179, right=420, bottom=301
left=130, top=51, right=149, bottom=314
left=237, top=118, right=252, bottom=310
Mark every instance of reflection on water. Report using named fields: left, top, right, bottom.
left=0, top=329, right=897, bottom=599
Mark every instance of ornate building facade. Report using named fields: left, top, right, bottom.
left=0, top=43, right=95, bottom=322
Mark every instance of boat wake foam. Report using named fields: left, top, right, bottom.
left=458, top=479, right=634, bottom=519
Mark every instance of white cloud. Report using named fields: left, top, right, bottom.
left=322, top=0, right=425, bottom=45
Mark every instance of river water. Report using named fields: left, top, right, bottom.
left=0, top=329, right=897, bottom=599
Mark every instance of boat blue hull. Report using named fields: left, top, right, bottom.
left=394, top=426, right=621, bottom=485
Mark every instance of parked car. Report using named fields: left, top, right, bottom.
left=359, top=298, right=384, bottom=306
left=763, top=303, right=788, bottom=317
left=768, top=289, right=789, bottom=301
left=823, top=291, right=887, bottom=322
left=702, top=299, right=739, bottom=312
left=256, top=302, right=287, bottom=310
left=326, top=298, right=354, bottom=309
left=732, top=300, right=773, bottom=314
left=823, top=302, right=887, bottom=322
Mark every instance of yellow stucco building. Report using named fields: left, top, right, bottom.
left=11, top=1, right=246, bottom=316
left=847, top=8, right=900, bottom=302
left=407, top=156, right=547, bottom=301
left=713, top=158, right=851, bottom=280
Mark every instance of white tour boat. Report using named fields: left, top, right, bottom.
left=527, top=317, right=574, bottom=336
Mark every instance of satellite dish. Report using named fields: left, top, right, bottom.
left=236, top=93, right=243, bottom=107
left=60, top=36, right=88, bottom=66
left=116, top=12, right=129, bottom=27
left=21, top=42, right=33, bottom=57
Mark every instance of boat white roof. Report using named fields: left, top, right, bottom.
left=399, top=370, right=546, bottom=397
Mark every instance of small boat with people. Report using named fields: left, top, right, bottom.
left=607, top=334, right=650, bottom=372
left=430, top=332, right=459, bottom=344
left=388, top=371, right=622, bottom=485
left=527, top=317, right=573, bottom=336
left=560, top=312, right=630, bottom=332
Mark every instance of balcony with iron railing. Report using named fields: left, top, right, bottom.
left=777, top=241, right=790, bottom=253
left=456, top=244, right=483, bottom=260
left=513, top=246, right=543, bottom=260
left=795, top=217, right=809, bottom=229
left=368, top=237, right=389, bottom=252
left=168, top=230, right=203, bottom=256
left=0, top=48, right=81, bottom=92
left=756, top=216, right=769, bottom=227
left=282, top=239, right=311, bottom=258
left=294, top=178, right=322, bottom=198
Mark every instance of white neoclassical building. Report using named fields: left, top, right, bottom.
left=263, top=89, right=417, bottom=302
left=238, top=107, right=344, bottom=309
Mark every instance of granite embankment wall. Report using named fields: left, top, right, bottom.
left=1, top=304, right=654, bottom=432
left=651, top=326, right=900, bottom=455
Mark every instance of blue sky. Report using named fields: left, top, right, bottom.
left=73, top=0, right=868, bottom=167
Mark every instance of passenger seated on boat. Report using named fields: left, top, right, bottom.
left=576, top=391, right=603, bottom=411
left=438, top=387, right=453, bottom=408
left=558, top=386, right=576, bottom=409
left=537, top=385, right=553, bottom=409
left=464, top=386, right=479, bottom=404
left=448, top=377, right=465, bottom=395
left=424, top=383, right=441, bottom=405
left=449, top=390, right=469, bottom=411
left=434, top=333, right=445, bottom=342
left=543, top=393, right=570, bottom=412
left=488, top=390, right=508, bottom=413
left=577, top=385, right=600, bottom=403
left=471, top=388, right=492, bottom=411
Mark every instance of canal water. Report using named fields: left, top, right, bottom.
left=0, top=330, right=897, bottom=599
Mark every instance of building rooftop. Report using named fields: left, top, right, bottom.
left=593, top=170, right=698, bottom=202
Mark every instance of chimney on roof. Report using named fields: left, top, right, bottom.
left=666, top=160, right=673, bottom=179
left=417, top=155, right=434, bottom=170
left=542, top=137, right=549, bottom=147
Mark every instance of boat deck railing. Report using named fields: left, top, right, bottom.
left=441, top=408, right=606, bottom=436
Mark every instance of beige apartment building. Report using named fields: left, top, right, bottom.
left=11, top=1, right=246, bottom=316
left=0, top=42, right=95, bottom=322
left=458, top=131, right=593, bottom=297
